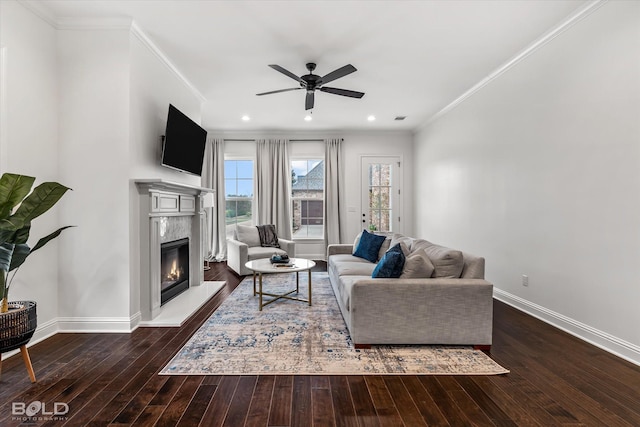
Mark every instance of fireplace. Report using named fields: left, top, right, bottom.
left=160, top=238, right=190, bottom=305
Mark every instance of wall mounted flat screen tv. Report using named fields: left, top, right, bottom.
left=161, top=104, right=207, bottom=176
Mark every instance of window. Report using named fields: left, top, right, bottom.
left=224, top=159, right=253, bottom=238
left=291, top=159, right=324, bottom=239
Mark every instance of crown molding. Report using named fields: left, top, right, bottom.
left=56, top=16, right=133, bottom=30
left=16, top=1, right=206, bottom=104
left=415, top=0, right=607, bottom=133
left=17, top=0, right=58, bottom=27
left=129, top=21, right=207, bottom=103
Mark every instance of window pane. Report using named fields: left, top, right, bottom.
left=236, top=179, right=253, bottom=197
left=379, top=164, right=391, bottom=186
left=225, top=179, right=236, bottom=197
left=236, top=160, right=253, bottom=179
left=225, top=160, right=254, bottom=237
left=292, top=200, right=302, bottom=233
left=291, top=159, right=324, bottom=239
left=224, top=160, right=237, bottom=179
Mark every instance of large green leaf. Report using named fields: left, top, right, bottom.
left=0, top=219, right=21, bottom=243
left=0, top=242, right=14, bottom=273
left=8, top=226, right=74, bottom=271
left=13, top=224, right=31, bottom=245
left=30, top=225, right=74, bottom=252
left=8, top=243, right=29, bottom=271
left=0, top=174, right=35, bottom=220
left=11, top=182, right=71, bottom=225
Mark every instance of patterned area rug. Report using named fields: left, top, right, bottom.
left=160, top=272, right=509, bottom=375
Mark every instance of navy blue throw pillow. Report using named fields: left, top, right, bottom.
left=353, top=230, right=387, bottom=263
left=372, top=244, right=406, bottom=278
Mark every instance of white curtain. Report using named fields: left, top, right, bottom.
left=256, top=139, right=292, bottom=240
left=324, top=138, right=344, bottom=244
left=202, top=137, right=227, bottom=259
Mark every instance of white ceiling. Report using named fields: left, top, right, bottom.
left=32, top=0, right=586, bottom=131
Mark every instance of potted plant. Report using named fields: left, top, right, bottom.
left=0, top=173, right=72, bottom=382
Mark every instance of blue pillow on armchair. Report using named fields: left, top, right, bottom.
left=353, top=229, right=387, bottom=263
left=372, top=244, right=406, bottom=278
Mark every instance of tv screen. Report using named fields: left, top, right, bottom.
left=161, top=104, right=207, bottom=176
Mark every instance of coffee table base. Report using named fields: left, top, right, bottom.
left=253, top=270, right=312, bottom=311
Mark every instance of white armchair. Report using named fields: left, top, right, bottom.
left=227, top=225, right=296, bottom=275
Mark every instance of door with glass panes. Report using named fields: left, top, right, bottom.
left=361, top=156, right=401, bottom=233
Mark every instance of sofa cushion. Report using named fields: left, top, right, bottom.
left=247, top=246, right=287, bottom=261
left=422, top=245, right=464, bottom=278
left=353, top=230, right=387, bottom=263
left=410, top=239, right=432, bottom=253
left=236, top=225, right=261, bottom=247
left=329, top=254, right=372, bottom=264
left=400, top=250, right=435, bottom=279
left=334, top=262, right=377, bottom=277
left=390, top=234, right=412, bottom=256
left=372, top=244, right=405, bottom=278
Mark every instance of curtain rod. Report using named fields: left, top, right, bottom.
left=221, top=138, right=342, bottom=142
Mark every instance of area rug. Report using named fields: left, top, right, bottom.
left=160, top=272, right=509, bottom=375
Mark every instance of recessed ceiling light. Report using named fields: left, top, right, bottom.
left=304, top=115, right=313, bottom=122
left=367, top=115, right=376, bottom=122
left=241, top=115, right=250, bottom=121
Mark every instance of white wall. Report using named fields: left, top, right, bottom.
left=413, top=1, right=640, bottom=364
left=208, top=130, right=414, bottom=258
left=0, top=0, right=61, bottom=340
left=57, top=28, right=132, bottom=326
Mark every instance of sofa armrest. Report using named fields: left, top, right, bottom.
left=227, top=238, right=248, bottom=275
left=327, top=244, right=353, bottom=257
left=278, top=238, right=296, bottom=258
left=349, top=278, right=494, bottom=345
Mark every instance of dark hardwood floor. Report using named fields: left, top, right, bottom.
left=1, top=261, right=639, bottom=426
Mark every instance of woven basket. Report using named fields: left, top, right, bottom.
left=0, top=301, right=37, bottom=353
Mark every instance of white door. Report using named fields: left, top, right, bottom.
left=361, top=156, right=401, bottom=233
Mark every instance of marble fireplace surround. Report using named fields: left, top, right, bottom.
left=135, top=179, right=214, bottom=321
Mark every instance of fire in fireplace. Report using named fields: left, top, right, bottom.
left=160, top=238, right=190, bottom=305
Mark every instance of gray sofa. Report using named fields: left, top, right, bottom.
left=327, top=233, right=493, bottom=348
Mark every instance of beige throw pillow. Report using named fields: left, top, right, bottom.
left=390, top=234, right=412, bottom=256
left=400, top=251, right=435, bottom=279
left=236, top=224, right=260, bottom=247
left=422, top=245, right=464, bottom=278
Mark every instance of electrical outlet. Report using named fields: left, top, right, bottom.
left=522, top=275, right=529, bottom=286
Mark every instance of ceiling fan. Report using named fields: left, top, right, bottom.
left=256, top=62, right=365, bottom=110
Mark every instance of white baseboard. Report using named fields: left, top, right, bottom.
left=494, top=288, right=640, bottom=367
left=57, top=316, right=138, bottom=333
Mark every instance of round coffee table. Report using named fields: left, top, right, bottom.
left=244, top=258, right=316, bottom=311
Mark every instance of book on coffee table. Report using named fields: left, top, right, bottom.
left=273, top=263, right=294, bottom=268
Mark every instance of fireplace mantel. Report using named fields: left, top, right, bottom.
left=135, top=179, right=214, bottom=321
left=135, top=179, right=212, bottom=196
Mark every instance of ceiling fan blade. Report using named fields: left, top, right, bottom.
left=256, top=87, right=303, bottom=96
left=319, top=86, right=365, bottom=98
left=305, top=91, right=315, bottom=110
left=318, top=64, right=357, bottom=85
left=269, top=64, right=305, bottom=84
